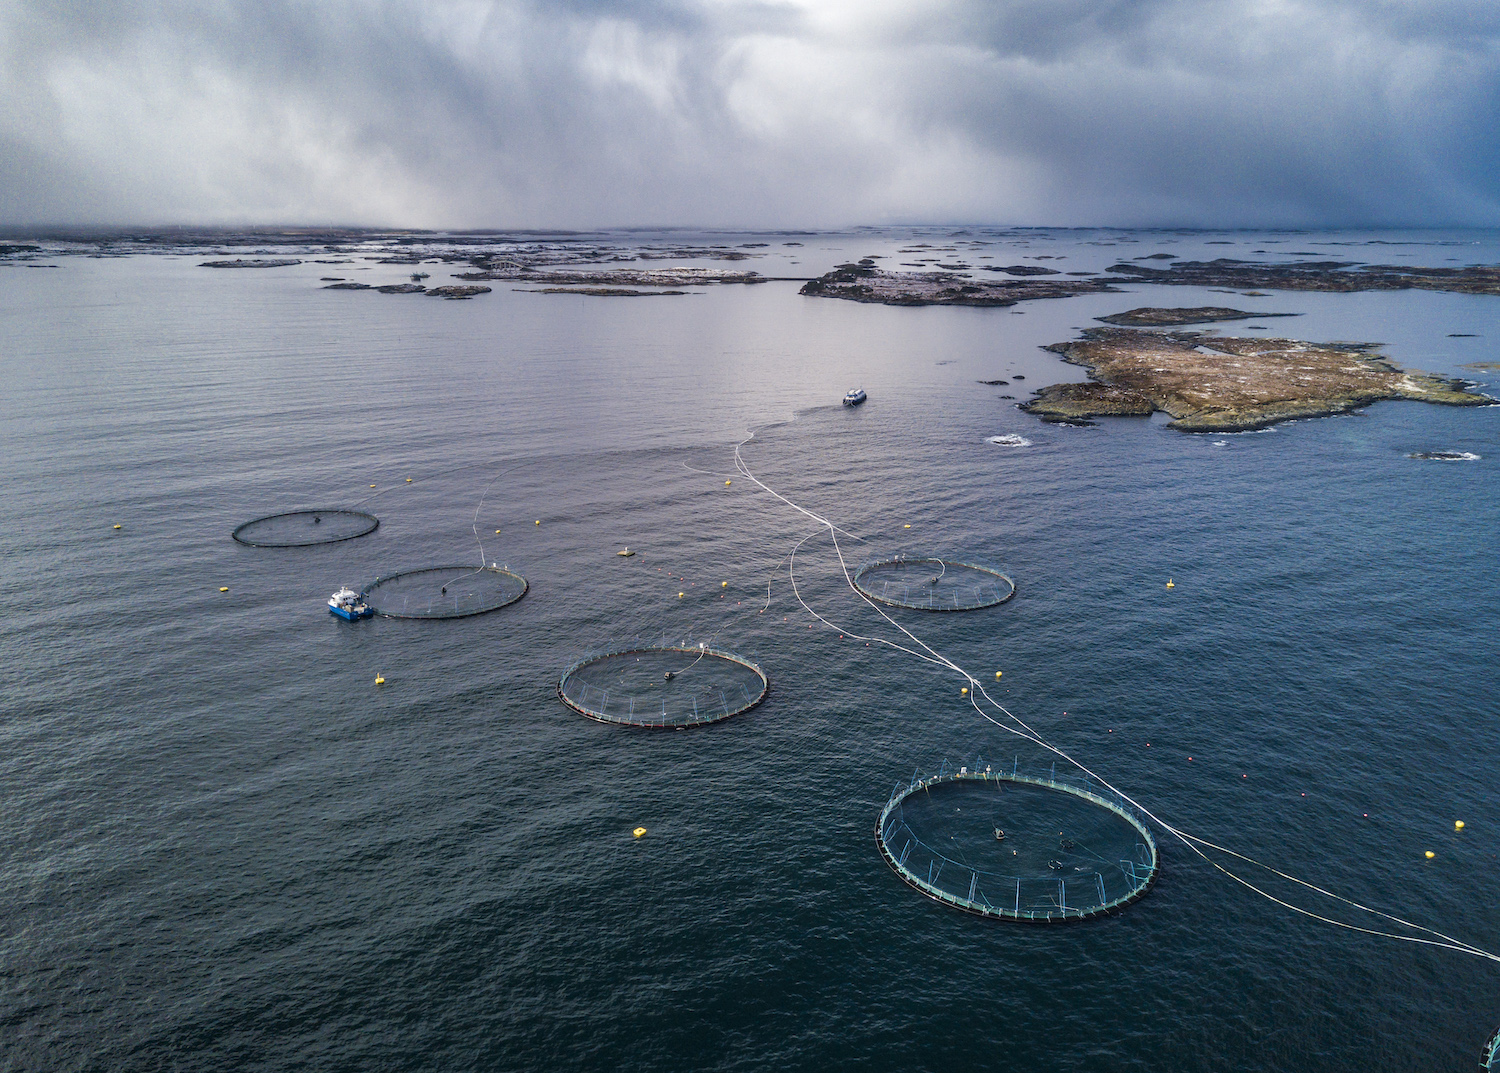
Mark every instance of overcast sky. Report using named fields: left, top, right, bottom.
left=2, top=0, right=1498, bottom=229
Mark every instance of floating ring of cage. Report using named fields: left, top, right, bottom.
left=852, top=556, right=1015, bottom=611
left=1483, top=1026, right=1500, bottom=1071
left=360, top=565, right=527, bottom=619
left=558, top=645, right=768, bottom=728
left=232, top=509, right=379, bottom=547
left=875, top=762, right=1158, bottom=923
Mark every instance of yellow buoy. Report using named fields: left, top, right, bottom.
left=112, top=524, right=122, bottom=530
left=1425, top=850, right=1435, bottom=859
left=1456, top=820, right=1466, bottom=830
left=721, top=581, right=728, bottom=588
left=633, top=827, right=647, bottom=838
left=1166, top=578, right=1175, bottom=589
left=370, top=484, right=377, bottom=488
left=406, top=478, right=412, bottom=482
left=961, top=687, right=969, bottom=695
left=725, top=480, right=731, bottom=486
left=219, top=587, right=229, bottom=592
left=903, top=524, right=912, bottom=529
left=995, top=671, right=1002, bottom=679
left=535, top=520, right=540, bottom=525
left=495, top=529, right=502, bottom=534
left=375, top=674, right=385, bottom=685
left=678, top=592, right=684, bottom=598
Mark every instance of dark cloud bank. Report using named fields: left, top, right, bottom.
left=2, top=0, right=1499, bottom=229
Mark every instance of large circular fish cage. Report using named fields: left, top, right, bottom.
left=853, top=556, right=1015, bottom=611
left=876, top=761, right=1158, bottom=923
left=1483, top=1027, right=1500, bottom=1071
left=558, top=645, right=768, bottom=728
left=360, top=565, right=527, bottom=619
left=232, top=509, right=379, bottom=547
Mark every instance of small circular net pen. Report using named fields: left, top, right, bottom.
left=232, top=510, right=379, bottom=547
left=1483, top=1027, right=1500, bottom=1071
left=360, top=565, right=527, bottom=619
left=875, top=759, right=1158, bottom=922
left=558, top=646, right=768, bottom=728
left=852, top=556, right=1015, bottom=611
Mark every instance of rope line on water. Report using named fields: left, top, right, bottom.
left=731, top=421, right=1500, bottom=965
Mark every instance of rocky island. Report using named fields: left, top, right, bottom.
left=1105, top=258, right=1500, bottom=295
left=1096, top=306, right=1299, bottom=327
left=199, top=258, right=301, bottom=268
left=454, top=266, right=767, bottom=287
left=1022, top=328, right=1491, bottom=431
left=799, top=261, right=1117, bottom=307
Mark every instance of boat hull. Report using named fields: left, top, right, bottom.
left=329, top=604, right=373, bottom=620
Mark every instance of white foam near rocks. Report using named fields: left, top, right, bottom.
left=985, top=434, right=1032, bottom=447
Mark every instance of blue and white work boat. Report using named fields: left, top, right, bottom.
left=328, top=586, right=373, bottom=620
left=843, top=388, right=867, bottom=406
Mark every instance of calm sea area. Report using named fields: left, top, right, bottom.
left=2, top=227, right=1498, bottom=1071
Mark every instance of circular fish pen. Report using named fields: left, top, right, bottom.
left=360, top=565, right=527, bottom=619
left=1483, top=1027, right=1500, bottom=1071
left=853, top=556, right=1015, bottom=611
left=558, top=645, right=768, bottom=728
left=875, top=760, right=1158, bottom=922
left=232, top=509, right=379, bottom=547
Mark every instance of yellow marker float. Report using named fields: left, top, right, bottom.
left=1456, top=820, right=1466, bottom=830
left=721, top=581, right=728, bottom=588
left=1425, top=850, right=1435, bottom=859
left=375, top=674, right=385, bottom=685
left=961, top=687, right=969, bottom=695
left=219, top=587, right=229, bottom=592
left=725, top=480, right=731, bottom=486
left=995, top=671, right=1003, bottom=679
left=633, top=827, right=647, bottom=838
left=113, top=524, right=122, bottom=530
left=1166, top=578, right=1175, bottom=589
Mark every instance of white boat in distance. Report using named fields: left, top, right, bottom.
left=843, top=388, right=867, bottom=406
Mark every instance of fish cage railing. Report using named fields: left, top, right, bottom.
left=556, top=644, right=769, bottom=728
left=852, top=555, right=1016, bottom=612
left=874, top=759, right=1159, bottom=923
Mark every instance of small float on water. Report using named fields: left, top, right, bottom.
left=328, top=586, right=373, bottom=620
left=843, top=388, right=867, bottom=407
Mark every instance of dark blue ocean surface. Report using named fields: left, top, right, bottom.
left=2, top=229, right=1498, bottom=1071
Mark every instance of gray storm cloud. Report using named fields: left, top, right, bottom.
left=1, top=0, right=1498, bottom=228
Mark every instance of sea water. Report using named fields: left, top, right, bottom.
left=1, top=228, right=1498, bottom=1071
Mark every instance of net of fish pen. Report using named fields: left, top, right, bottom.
left=853, top=556, right=1015, bottom=611
left=875, top=759, right=1158, bottom=922
left=232, top=509, right=379, bottom=547
left=558, top=645, right=768, bottom=728
left=1484, top=1027, right=1500, bottom=1071
left=361, top=565, right=527, bottom=619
